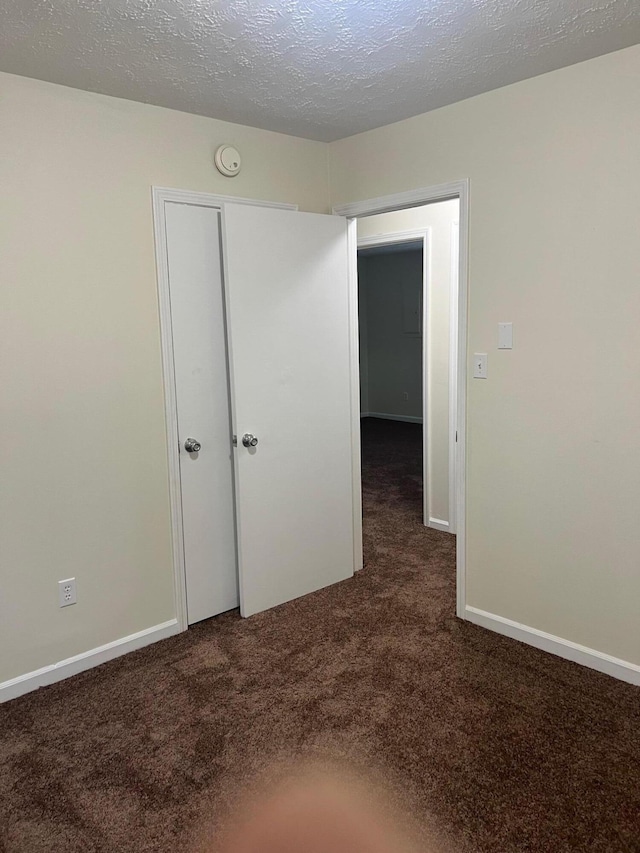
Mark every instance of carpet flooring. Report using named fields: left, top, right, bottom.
left=1, top=417, right=639, bottom=852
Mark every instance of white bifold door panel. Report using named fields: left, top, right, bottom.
left=165, top=202, right=238, bottom=624
left=222, top=204, right=354, bottom=617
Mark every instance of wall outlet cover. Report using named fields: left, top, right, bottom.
left=58, top=578, right=77, bottom=607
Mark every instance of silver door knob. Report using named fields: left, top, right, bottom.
left=242, top=433, right=258, bottom=448
left=184, top=437, right=201, bottom=453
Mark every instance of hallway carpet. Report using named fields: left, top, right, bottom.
left=1, top=418, right=639, bottom=852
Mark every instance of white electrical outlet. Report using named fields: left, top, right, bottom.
left=58, top=578, right=77, bottom=607
left=403, top=391, right=409, bottom=401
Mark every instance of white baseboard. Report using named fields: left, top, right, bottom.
left=361, top=412, right=423, bottom=424
left=428, top=517, right=451, bottom=532
left=0, top=619, right=180, bottom=703
left=465, top=606, right=640, bottom=687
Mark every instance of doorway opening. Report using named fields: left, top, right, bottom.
left=356, top=201, right=459, bottom=571
left=358, top=237, right=425, bottom=541
left=358, top=240, right=424, bottom=574
left=335, top=182, right=467, bottom=616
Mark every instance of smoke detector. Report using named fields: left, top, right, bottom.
left=214, top=145, right=241, bottom=177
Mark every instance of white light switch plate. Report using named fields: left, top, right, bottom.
left=498, top=322, right=513, bottom=349
left=473, top=353, right=488, bottom=379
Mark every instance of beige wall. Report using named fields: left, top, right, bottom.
left=0, top=72, right=329, bottom=684
left=330, top=44, right=640, bottom=666
left=358, top=201, right=459, bottom=526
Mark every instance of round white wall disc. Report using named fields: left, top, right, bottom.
left=214, top=145, right=241, bottom=177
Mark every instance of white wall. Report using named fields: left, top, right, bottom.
left=358, top=201, right=459, bottom=526
left=358, top=249, right=423, bottom=420
left=0, top=72, right=330, bottom=686
left=330, top=44, right=640, bottom=668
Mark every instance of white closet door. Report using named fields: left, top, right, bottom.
left=165, top=202, right=238, bottom=624
left=222, top=204, right=354, bottom=617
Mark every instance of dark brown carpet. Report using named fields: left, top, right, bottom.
left=1, top=417, right=639, bottom=852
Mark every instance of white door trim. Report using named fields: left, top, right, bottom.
left=357, top=229, right=427, bottom=250
left=151, top=187, right=297, bottom=632
left=346, top=219, right=364, bottom=572
left=334, top=179, right=469, bottom=618
left=357, top=228, right=432, bottom=529
left=449, top=221, right=459, bottom=536
left=153, top=186, right=299, bottom=211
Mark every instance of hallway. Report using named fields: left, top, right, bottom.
left=361, top=416, right=425, bottom=515
left=360, top=416, right=448, bottom=565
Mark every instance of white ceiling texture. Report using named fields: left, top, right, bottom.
left=1, top=0, right=639, bottom=141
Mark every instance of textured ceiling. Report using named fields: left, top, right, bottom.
left=1, top=1, right=639, bottom=141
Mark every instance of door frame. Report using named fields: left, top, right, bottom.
left=151, top=187, right=297, bottom=632
left=357, top=228, right=433, bottom=528
left=334, top=180, right=469, bottom=618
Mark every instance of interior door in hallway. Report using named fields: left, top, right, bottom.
left=222, top=204, right=355, bottom=617
left=165, top=202, right=238, bottom=624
